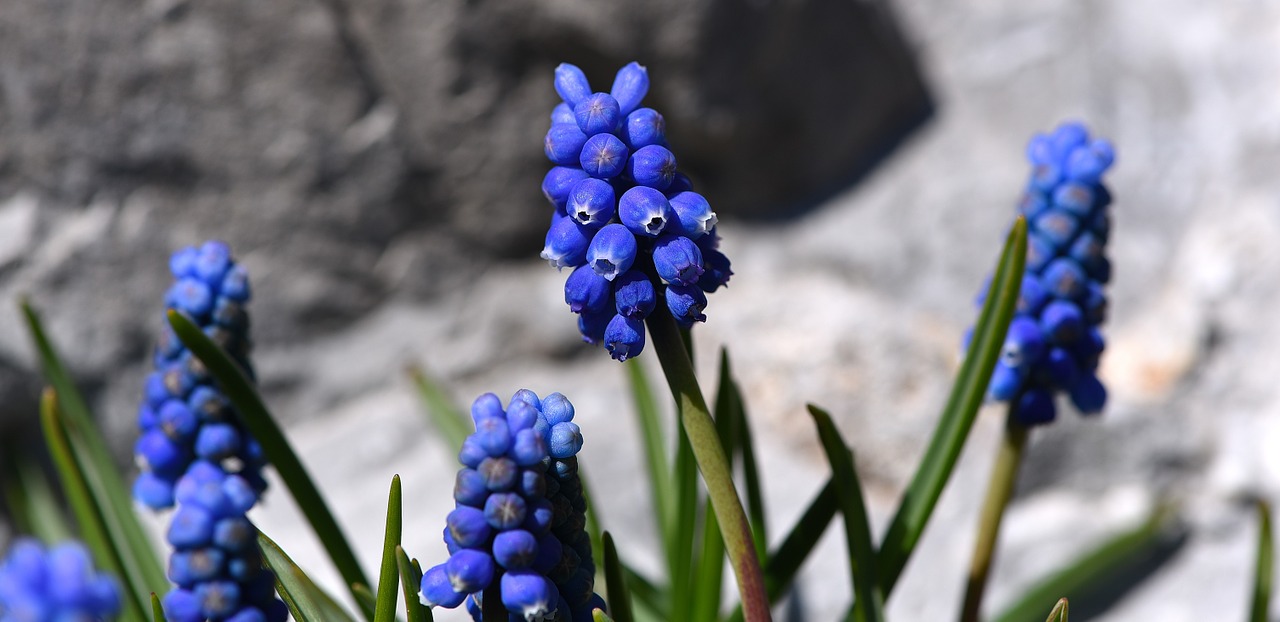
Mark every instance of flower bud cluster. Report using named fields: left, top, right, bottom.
left=0, top=539, right=121, bottom=621
left=540, top=62, right=733, bottom=361
left=420, top=390, right=606, bottom=621
left=982, top=122, right=1116, bottom=425
left=133, top=241, right=267, bottom=510
left=160, top=462, right=288, bottom=622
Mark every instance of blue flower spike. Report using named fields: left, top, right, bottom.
left=976, top=122, right=1116, bottom=426
left=137, top=241, right=286, bottom=621
left=540, top=62, right=732, bottom=359
left=136, top=241, right=267, bottom=511
left=420, top=391, right=606, bottom=620
left=0, top=539, right=122, bottom=622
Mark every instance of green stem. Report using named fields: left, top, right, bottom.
left=959, top=409, right=1030, bottom=622
left=644, top=311, right=770, bottom=622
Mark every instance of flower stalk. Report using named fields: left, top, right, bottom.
left=645, top=309, right=770, bottom=622
left=960, top=405, right=1031, bottom=622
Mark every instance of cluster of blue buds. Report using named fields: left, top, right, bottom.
left=540, top=62, right=733, bottom=361
left=133, top=241, right=267, bottom=510
left=420, top=390, right=606, bottom=621
left=982, top=122, right=1115, bottom=425
left=0, top=539, right=121, bottom=621
left=160, top=462, right=288, bottom=622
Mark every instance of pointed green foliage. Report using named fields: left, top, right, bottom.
left=259, top=531, right=358, bottom=622
left=1251, top=502, right=1273, bottom=622
left=624, top=360, right=675, bottom=575
left=168, top=310, right=373, bottom=617
left=151, top=593, right=166, bottom=622
left=594, top=609, right=618, bottom=622
left=671, top=420, right=698, bottom=621
left=396, top=547, right=431, bottom=622
left=715, top=349, right=767, bottom=557
left=374, top=475, right=404, bottom=622
left=807, top=404, right=884, bottom=622
left=602, top=532, right=635, bottom=622
left=1044, top=598, right=1068, bottom=622
left=768, top=481, right=835, bottom=600
left=407, top=365, right=472, bottom=450
left=878, top=217, right=1028, bottom=594
left=0, top=451, right=71, bottom=544
left=353, top=584, right=377, bottom=619
left=40, top=388, right=149, bottom=622
left=990, top=506, right=1172, bottom=622
left=21, top=302, right=169, bottom=593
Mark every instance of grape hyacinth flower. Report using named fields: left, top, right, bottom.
left=0, top=539, right=122, bottom=621
left=420, top=391, right=607, bottom=621
left=161, top=462, right=288, bottom=622
left=981, top=122, right=1115, bottom=425
left=134, top=240, right=267, bottom=510
left=540, top=62, right=733, bottom=361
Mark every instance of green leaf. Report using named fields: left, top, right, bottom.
left=374, top=475, right=404, bottom=622
left=40, top=388, right=149, bottom=622
left=808, top=404, right=884, bottom=622
left=1251, top=501, right=1272, bottom=622
left=353, top=584, right=377, bottom=619
left=259, top=531, right=358, bottom=622
left=407, top=365, right=472, bottom=450
left=670, top=419, right=698, bottom=621
left=644, top=311, right=769, bottom=621
left=602, top=532, right=635, bottom=622
left=1044, top=598, right=1068, bottom=622
left=727, top=366, right=768, bottom=559
left=624, top=360, right=675, bottom=583
left=168, top=310, right=374, bottom=617
left=396, top=546, right=432, bottom=622
left=0, top=451, right=71, bottom=544
left=151, top=593, right=166, bottom=622
left=989, top=507, right=1172, bottom=622
left=593, top=609, right=617, bottom=622
left=21, top=301, right=169, bottom=593
left=877, top=216, right=1028, bottom=594
left=622, top=562, right=670, bottom=622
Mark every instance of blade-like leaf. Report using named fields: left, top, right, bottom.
left=1, top=451, right=71, bottom=544
left=877, top=217, right=1028, bottom=594
left=808, top=404, right=884, bottom=622
left=396, top=547, right=432, bottom=622
left=1251, top=502, right=1272, bottom=622
left=374, top=475, right=404, bottom=622
left=722, top=353, right=768, bottom=559
left=259, top=531, right=358, bottom=622
left=623, top=563, right=669, bottom=621
left=407, top=365, right=472, bottom=450
left=169, top=310, right=373, bottom=617
left=624, top=360, right=675, bottom=579
left=151, top=593, right=166, bottom=622
left=353, top=584, right=377, bottom=619
left=22, top=301, right=169, bottom=593
left=669, top=420, right=698, bottom=621
left=594, top=609, right=617, bottom=622
left=989, top=507, right=1171, bottom=622
left=1044, top=598, right=1068, bottom=622
left=40, top=388, right=149, bottom=622
left=602, top=532, right=635, bottom=622
left=644, top=311, right=769, bottom=621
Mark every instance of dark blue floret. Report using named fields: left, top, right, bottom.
left=539, top=62, right=727, bottom=361
left=420, top=391, right=605, bottom=620
left=975, top=122, right=1116, bottom=426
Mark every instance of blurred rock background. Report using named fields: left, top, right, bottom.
left=1, top=0, right=1278, bottom=620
